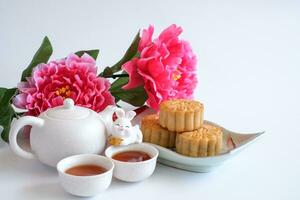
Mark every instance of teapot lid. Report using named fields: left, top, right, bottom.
left=45, top=98, right=90, bottom=120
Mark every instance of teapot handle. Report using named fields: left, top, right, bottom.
left=9, top=116, right=44, bottom=159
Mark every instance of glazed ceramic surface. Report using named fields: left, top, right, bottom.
left=109, top=108, right=143, bottom=145
left=9, top=98, right=117, bottom=167
left=57, top=154, right=114, bottom=197
left=132, top=109, right=265, bottom=173
left=147, top=120, right=265, bottom=172
left=105, top=143, right=159, bottom=182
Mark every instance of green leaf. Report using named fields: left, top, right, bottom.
left=100, top=67, right=114, bottom=78
left=100, top=31, right=140, bottom=77
left=110, top=76, right=129, bottom=90
left=0, top=88, right=17, bottom=107
left=0, top=87, right=17, bottom=142
left=75, top=49, right=99, bottom=60
left=0, top=105, right=15, bottom=142
left=111, top=86, right=147, bottom=107
left=110, top=77, right=147, bottom=106
left=21, top=36, right=53, bottom=81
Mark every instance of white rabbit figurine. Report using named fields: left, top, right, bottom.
left=107, top=108, right=143, bottom=146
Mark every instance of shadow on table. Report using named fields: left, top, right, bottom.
left=108, top=163, right=222, bottom=190
left=0, top=148, right=57, bottom=179
left=148, top=163, right=224, bottom=183
left=22, top=182, right=78, bottom=200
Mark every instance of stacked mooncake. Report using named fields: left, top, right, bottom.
left=141, top=99, right=222, bottom=157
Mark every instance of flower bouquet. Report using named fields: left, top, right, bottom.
left=0, top=24, right=197, bottom=142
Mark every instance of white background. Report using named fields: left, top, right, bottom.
left=0, top=0, right=299, bottom=199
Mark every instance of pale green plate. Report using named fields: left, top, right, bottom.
left=145, top=120, right=264, bottom=173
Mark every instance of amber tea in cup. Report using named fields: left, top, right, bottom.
left=65, top=164, right=107, bottom=176
left=112, top=151, right=151, bottom=162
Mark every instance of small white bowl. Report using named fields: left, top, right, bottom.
left=56, top=154, right=114, bottom=197
left=105, top=143, right=159, bottom=182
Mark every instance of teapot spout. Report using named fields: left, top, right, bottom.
left=98, top=105, right=118, bottom=136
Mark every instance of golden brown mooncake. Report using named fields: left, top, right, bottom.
left=159, top=99, right=204, bottom=132
left=175, top=124, right=223, bottom=157
left=141, top=114, right=176, bottom=148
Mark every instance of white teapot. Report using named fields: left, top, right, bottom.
left=9, top=98, right=117, bottom=167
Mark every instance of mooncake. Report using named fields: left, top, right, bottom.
left=159, top=99, right=204, bottom=132
left=175, top=124, right=222, bottom=157
left=141, top=114, right=176, bottom=148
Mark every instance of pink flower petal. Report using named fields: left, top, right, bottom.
left=13, top=53, right=115, bottom=117
left=158, top=24, right=182, bottom=44
left=124, top=24, right=197, bottom=110
left=138, top=25, right=154, bottom=52
left=12, top=94, right=27, bottom=109
left=122, top=58, right=144, bottom=89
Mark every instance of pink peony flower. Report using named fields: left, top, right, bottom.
left=13, top=53, right=115, bottom=116
left=122, top=24, right=197, bottom=110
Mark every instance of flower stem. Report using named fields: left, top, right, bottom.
left=106, top=74, right=129, bottom=79
left=133, top=105, right=149, bottom=116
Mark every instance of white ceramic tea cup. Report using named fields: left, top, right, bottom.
left=105, top=143, right=159, bottom=182
left=57, top=154, right=114, bottom=197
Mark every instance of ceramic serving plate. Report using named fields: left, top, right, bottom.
left=133, top=109, right=265, bottom=173
left=145, top=120, right=264, bottom=173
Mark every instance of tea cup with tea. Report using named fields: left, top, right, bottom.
left=57, top=154, right=114, bottom=197
left=105, top=143, right=159, bottom=182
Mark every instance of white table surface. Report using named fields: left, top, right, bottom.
left=0, top=0, right=300, bottom=199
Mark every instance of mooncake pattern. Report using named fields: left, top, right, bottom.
left=175, top=124, right=222, bottom=157
left=141, top=114, right=176, bottom=148
left=159, top=99, right=204, bottom=132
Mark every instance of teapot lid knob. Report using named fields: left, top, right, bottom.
left=63, top=98, right=74, bottom=109
left=45, top=98, right=90, bottom=120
